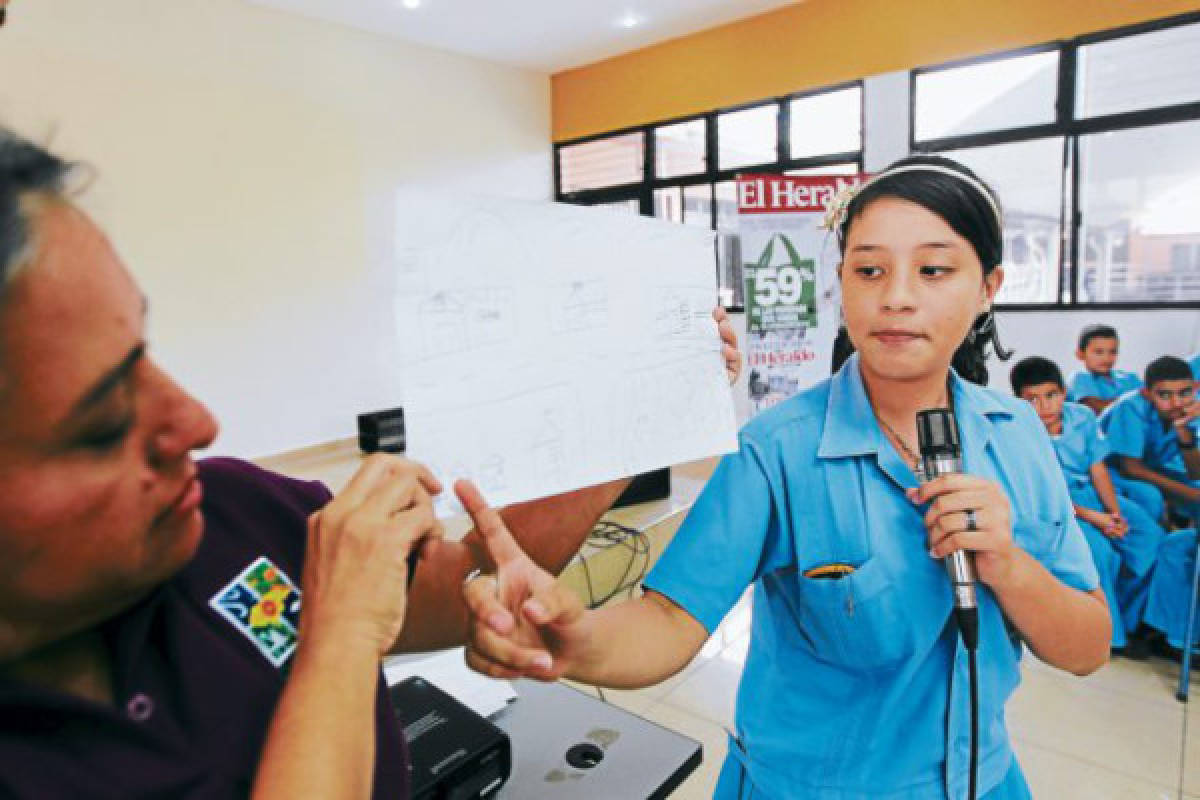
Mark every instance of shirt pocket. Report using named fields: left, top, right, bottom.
left=789, top=555, right=914, bottom=673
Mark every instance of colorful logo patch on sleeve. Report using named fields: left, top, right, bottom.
left=209, top=556, right=301, bottom=667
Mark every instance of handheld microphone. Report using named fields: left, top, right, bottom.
left=916, top=408, right=979, bottom=651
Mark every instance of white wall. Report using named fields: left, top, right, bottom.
left=0, top=0, right=551, bottom=457
left=989, top=309, right=1200, bottom=391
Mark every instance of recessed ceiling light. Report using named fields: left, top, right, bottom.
left=618, top=13, right=641, bottom=28
left=400, top=0, right=421, bottom=9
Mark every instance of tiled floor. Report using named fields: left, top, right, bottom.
left=257, top=443, right=1199, bottom=798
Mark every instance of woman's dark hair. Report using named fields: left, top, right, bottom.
left=1009, top=356, right=1064, bottom=396
left=836, top=154, right=1011, bottom=385
left=0, top=127, right=72, bottom=293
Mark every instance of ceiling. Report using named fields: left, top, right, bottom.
left=245, top=0, right=801, bottom=73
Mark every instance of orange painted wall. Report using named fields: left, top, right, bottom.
left=551, top=0, right=1200, bottom=142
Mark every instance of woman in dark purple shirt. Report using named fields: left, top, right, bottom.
left=0, top=127, right=742, bottom=798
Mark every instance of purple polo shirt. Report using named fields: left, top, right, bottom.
left=0, top=457, right=409, bottom=799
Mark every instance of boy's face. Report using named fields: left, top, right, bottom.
left=1143, top=380, right=1196, bottom=424
left=1076, top=336, right=1119, bottom=375
left=1019, top=382, right=1066, bottom=430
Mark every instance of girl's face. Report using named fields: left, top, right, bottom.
left=839, top=196, right=1002, bottom=384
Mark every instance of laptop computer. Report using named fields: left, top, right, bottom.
left=490, top=679, right=702, bottom=800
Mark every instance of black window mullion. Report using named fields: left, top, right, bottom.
left=705, top=112, right=718, bottom=179
left=778, top=98, right=791, bottom=163
left=553, top=144, right=563, bottom=198
left=643, top=126, right=655, bottom=186
left=1068, top=135, right=1082, bottom=305
left=1056, top=42, right=1076, bottom=126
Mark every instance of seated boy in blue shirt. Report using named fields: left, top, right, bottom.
left=1012, top=356, right=1165, bottom=651
left=1100, top=356, right=1200, bottom=527
left=1067, top=324, right=1142, bottom=415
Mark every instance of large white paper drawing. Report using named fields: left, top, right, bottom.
left=393, top=191, right=738, bottom=516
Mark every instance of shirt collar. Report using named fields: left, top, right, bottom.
left=817, top=352, right=1012, bottom=460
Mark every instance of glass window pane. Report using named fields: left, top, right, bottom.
left=1077, top=21, right=1200, bottom=118
left=558, top=132, right=644, bottom=193
left=655, top=119, right=707, bottom=179
left=653, top=187, right=682, bottom=223
left=785, top=162, right=859, bottom=177
left=717, top=233, right=744, bottom=308
left=591, top=199, right=641, bottom=215
left=1078, top=119, right=1200, bottom=303
left=789, top=87, right=862, bottom=158
left=718, top=104, right=778, bottom=170
left=683, top=184, right=713, bottom=228
left=715, top=181, right=743, bottom=307
left=942, top=138, right=1065, bottom=305
left=915, top=50, right=1059, bottom=142
left=715, top=181, right=739, bottom=231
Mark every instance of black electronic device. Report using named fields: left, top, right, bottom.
left=916, top=408, right=978, bottom=629
left=612, top=468, right=671, bottom=509
left=358, top=407, right=405, bottom=454
left=391, top=676, right=512, bottom=800
left=916, top=406, right=981, bottom=800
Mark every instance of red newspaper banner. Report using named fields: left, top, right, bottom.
left=736, top=174, right=866, bottom=215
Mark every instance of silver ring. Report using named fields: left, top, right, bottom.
left=965, top=509, right=978, bottom=532
left=463, top=567, right=485, bottom=587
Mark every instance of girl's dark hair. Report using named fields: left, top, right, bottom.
left=837, top=154, right=1012, bottom=385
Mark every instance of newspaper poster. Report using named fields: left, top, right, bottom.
left=738, top=174, right=865, bottom=415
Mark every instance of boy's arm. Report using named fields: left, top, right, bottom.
left=1080, top=396, right=1114, bottom=415
left=1089, top=462, right=1122, bottom=515
left=1176, top=418, right=1200, bottom=480
left=1119, top=456, right=1200, bottom=506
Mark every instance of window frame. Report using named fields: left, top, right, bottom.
left=909, top=10, right=1200, bottom=311
left=554, top=80, right=865, bottom=312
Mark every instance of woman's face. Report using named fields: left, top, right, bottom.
left=0, top=202, right=218, bottom=643
left=839, top=196, right=1002, bottom=384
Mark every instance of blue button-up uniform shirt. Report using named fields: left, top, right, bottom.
left=1066, top=369, right=1142, bottom=404
left=644, top=355, right=1098, bottom=800
left=1051, top=403, right=1110, bottom=490
left=1100, top=390, right=1200, bottom=477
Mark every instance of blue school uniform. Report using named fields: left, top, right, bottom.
left=644, top=354, right=1098, bottom=800
left=1066, top=369, right=1142, bottom=404
left=1100, top=391, right=1200, bottom=519
left=1051, top=403, right=1165, bottom=638
left=1190, top=352, right=1200, bottom=381
left=1144, top=529, right=1200, bottom=649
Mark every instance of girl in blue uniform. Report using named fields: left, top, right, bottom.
left=459, top=156, right=1111, bottom=799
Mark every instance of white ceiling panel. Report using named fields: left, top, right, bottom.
left=245, top=0, right=801, bottom=72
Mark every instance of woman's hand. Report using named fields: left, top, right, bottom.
left=458, top=480, right=593, bottom=682
left=299, top=454, right=444, bottom=659
left=915, top=474, right=1019, bottom=589
left=713, top=306, right=742, bottom=386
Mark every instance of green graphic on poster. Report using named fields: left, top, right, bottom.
left=743, top=233, right=817, bottom=333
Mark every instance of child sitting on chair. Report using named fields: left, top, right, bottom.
left=1012, top=356, right=1165, bottom=653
